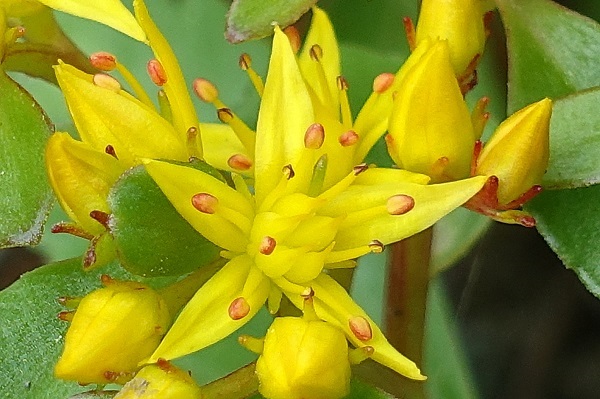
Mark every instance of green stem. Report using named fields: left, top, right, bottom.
left=201, top=363, right=258, bottom=399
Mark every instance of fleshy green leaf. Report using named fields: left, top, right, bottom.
left=108, top=163, right=222, bottom=277
left=544, top=88, right=600, bottom=189
left=496, top=0, right=600, bottom=113
left=226, top=0, right=317, bottom=43
left=526, top=185, right=600, bottom=299
left=0, top=67, right=53, bottom=248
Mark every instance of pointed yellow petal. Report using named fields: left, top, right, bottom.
left=46, top=133, right=123, bottom=235
left=255, top=26, right=315, bottom=205
left=200, top=122, right=252, bottom=174
left=144, top=159, right=253, bottom=252
left=298, top=7, right=340, bottom=114
left=54, top=62, right=187, bottom=167
left=37, top=0, right=146, bottom=42
left=320, top=175, right=488, bottom=251
left=134, top=0, right=199, bottom=150
left=148, top=256, right=270, bottom=362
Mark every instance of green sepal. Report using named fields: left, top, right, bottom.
left=108, top=161, right=222, bottom=277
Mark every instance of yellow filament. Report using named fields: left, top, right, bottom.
left=115, top=63, right=155, bottom=108
left=339, top=85, right=353, bottom=129
left=245, top=67, right=264, bottom=97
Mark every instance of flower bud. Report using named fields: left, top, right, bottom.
left=256, top=317, right=351, bottom=399
left=475, top=98, right=552, bottom=205
left=387, top=40, right=475, bottom=182
left=54, top=277, right=171, bottom=385
left=415, top=0, right=487, bottom=77
left=114, top=360, right=202, bottom=399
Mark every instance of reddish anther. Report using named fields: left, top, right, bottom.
left=386, top=195, right=415, bottom=215
left=239, top=53, right=252, bottom=70
left=339, top=130, right=359, bottom=147
left=193, top=78, right=219, bottom=103
left=191, top=193, right=218, bottom=214
left=147, top=59, right=168, bottom=86
left=349, top=316, right=373, bottom=341
left=309, top=44, right=324, bottom=61
left=471, top=140, right=483, bottom=176
left=93, top=73, right=121, bottom=92
left=304, top=123, right=325, bottom=149
left=337, top=76, right=349, bottom=91
left=283, top=26, right=301, bottom=54
left=259, top=236, right=277, bottom=255
left=373, top=73, right=395, bottom=94
left=89, top=52, right=117, bottom=71
left=402, top=17, right=416, bottom=52
left=228, top=297, right=250, bottom=320
left=89, top=210, right=110, bottom=228
left=353, top=163, right=369, bottom=175
left=227, top=154, right=253, bottom=171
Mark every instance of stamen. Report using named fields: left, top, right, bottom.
left=104, top=145, right=118, bottom=159
left=238, top=335, right=265, bottom=354
left=402, top=16, right=417, bottom=52
left=228, top=154, right=253, bottom=171
left=89, top=51, right=117, bottom=71
left=191, top=193, right=218, bottom=214
left=51, top=222, right=94, bottom=240
left=217, top=107, right=233, bottom=123
left=339, top=130, right=359, bottom=147
left=386, top=195, right=415, bottom=215
left=92, top=73, right=121, bottom=93
left=337, top=76, right=352, bottom=128
left=283, top=26, right=301, bottom=54
left=368, top=240, right=384, bottom=253
left=217, top=108, right=256, bottom=156
left=192, top=78, right=219, bottom=103
left=238, top=53, right=264, bottom=96
left=186, top=126, right=201, bottom=158
left=282, top=164, right=295, bottom=179
left=304, top=123, right=325, bottom=149
left=353, top=163, right=369, bottom=175
left=309, top=44, right=335, bottom=105
left=147, top=59, right=168, bottom=86
left=373, top=73, right=395, bottom=94
left=349, top=316, right=373, bottom=341
left=89, top=210, right=110, bottom=228
left=57, top=310, right=75, bottom=322
left=57, top=296, right=81, bottom=308
left=308, top=154, right=328, bottom=197
left=228, top=297, right=250, bottom=320
left=113, top=62, right=155, bottom=108
left=259, top=236, right=277, bottom=255
left=309, top=44, right=323, bottom=61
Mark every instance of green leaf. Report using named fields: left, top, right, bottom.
left=108, top=163, right=222, bottom=277
left=0, top=258, right=129, bottom=398
left=496, top=0, right=600, bottom=113
left=543, top=88, right=600, bottom=189
left=0, top=67, right=53, bottom=248
left=226, top=0, right=317, bottom=43
left=526, top=185, right=600, bottom=299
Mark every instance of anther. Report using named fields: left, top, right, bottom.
left=193, top=78, right=219, bottom=103
left=217, top=108, right=234, bottom=123
left=89, top=210, right=110, bottom=228
left=339, top=130, right=359, bottom=147
left=239, top=53, right=252, bottom=70
left=228, top=154, right=253, bottom=171
left=349, top=316, right=373, bottom=341
left=259, top=236, right=277, bottom=255
left=353, top=163, right=369, bottom=175
left=100, top=274, right=114, bottom=286
left=89, top=52, right=117, bottom=71
left=191, top=193, right=218, bottom=214
left=373, top=73, right=395, bottom=93
left=228, top=297, right=250, bottom=320
left=283, top=26, right=301, bottom=53
left=309, top=44, right=324, bottom=61
left=337, top=76, right=349, bottom=91
left=282, top=164, right=295, bottom=179
left=368, top=240, right=384, bottom=253
left=104, top=145, right=118, bottom=159
left=92, top=73, right=121, bottom=93
left=147, top=59, right=167, bottom=86
left=386, top=195, right=415, bottom=215
left=57, top=310, right=75, bottom=322
left=301, top=288, right=315, bottom=300
left=304, top=123, right=325, bottom=149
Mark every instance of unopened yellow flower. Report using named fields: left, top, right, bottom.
left=414, top=0, right=488, bottom=80
left=55, top=276, right=170, bottom=385
left=114, top=360, right=202, bottom=399
left=143, top=17, right=487, bottom=381
left=387, top=40, right=475, bottom=183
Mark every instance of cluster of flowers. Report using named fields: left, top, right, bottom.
left=1, top=0, right=551, bottom=397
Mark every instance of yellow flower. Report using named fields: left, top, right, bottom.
left=114, top=360, right=202, bottom=399
left=465, top=98, right=552, bottom=226
left=54, top=276, right=170, bottom=385
left=387, top=40, right=475, bottom=183
left=143, top=12, right=488, bottom=381
left=0, top=0, right=145, bottom=41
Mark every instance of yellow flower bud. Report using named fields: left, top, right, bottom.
left=476, top=98, right=552, bottom=205
left=54, top=276, right=171, bottom=385
left=114, top=360, right=202, bottom=399
left=388, top=40, right=475, bottom=182
left=415, top=0, right=487, bottom=77
left=256, top=316, right=351, bottom=399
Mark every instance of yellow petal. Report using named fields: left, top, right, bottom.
left=255, top=26, right=315, bottom=205
left=134, top=0, right=199, bottom=149
left=320, top=176, right=488, bottom=251
left=37, top=0, right=146, bottom=42
left=147, top=256, right=270, bottom=362
left=143, top=159, right=253, bottom=253
left=298, top=6, right=341, bottom=115
left=55, top=62, right=187, bottom=167
left=200, top=122, right=251, bottom=174
left=46, top=133, right=123, bottom=235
